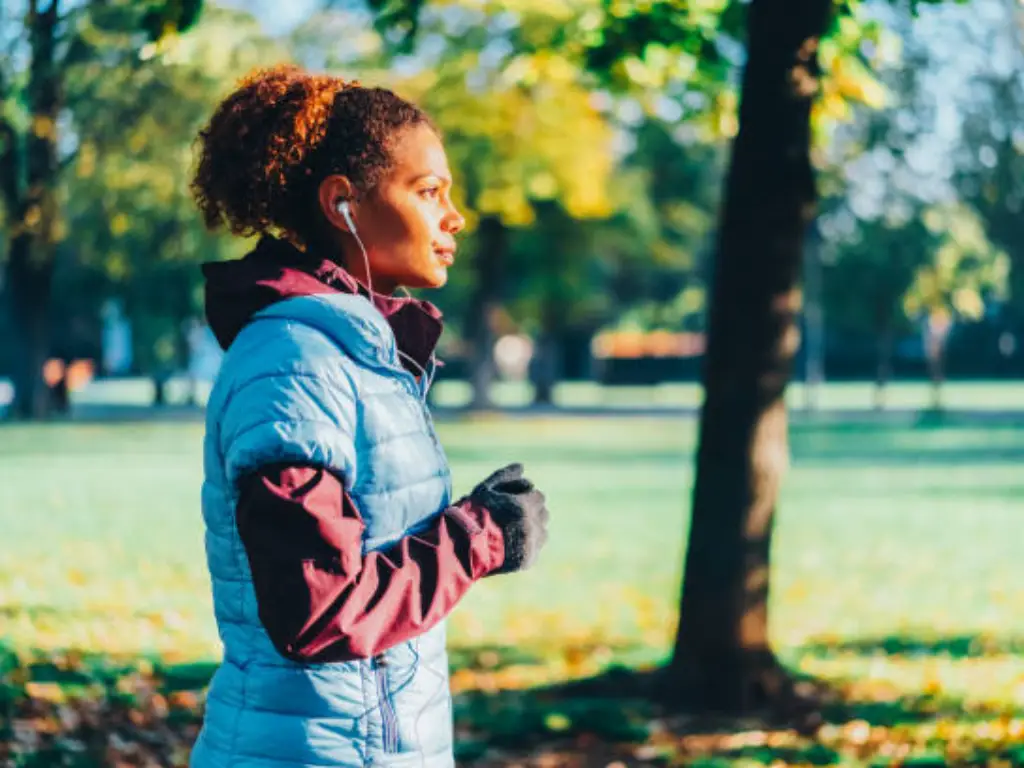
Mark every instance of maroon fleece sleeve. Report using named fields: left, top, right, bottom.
left=236, top=464, right=506, bottom=663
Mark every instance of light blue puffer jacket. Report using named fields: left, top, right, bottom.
left=191, top=292, right=455, bottom=768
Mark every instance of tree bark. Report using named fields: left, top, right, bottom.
left=467, top=216, right=506, bottom=410
left=667, top=0, right=831, bottom=715
left=5, top=1, right=61, bottom=420
left=801, top=222, right=824, bottom=412
left=926, top=340, right=946, bottom=412
left=924, top=312, right=949, bottom=412
left=874, top=322, right=894, bottom=411
left=7, top=233, right=55, bottom=419
left=531, top=304, right=562, bottom=407
left=530, top=332, right=559, bottom=406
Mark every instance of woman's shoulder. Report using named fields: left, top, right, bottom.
left=205, top=316, right=362, bottom=479
left=210, top=316, right=359, bottom=410
left=232, top=310, right=345, bottom=368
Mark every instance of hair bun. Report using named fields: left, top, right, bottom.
left=191, top=64, right=348, bottom=237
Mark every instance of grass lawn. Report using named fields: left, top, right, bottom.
left=56, top=376, right=1024, bottom=413
left=3, top=411, right=1024, bottom=765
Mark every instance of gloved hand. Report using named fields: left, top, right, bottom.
left=464, top=463, right=549, bottom=575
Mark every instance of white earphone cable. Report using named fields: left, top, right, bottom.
left=341, top=201, right=436, bottom=399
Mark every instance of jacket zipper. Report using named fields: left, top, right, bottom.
left=373, top=653, right=399, bottom=753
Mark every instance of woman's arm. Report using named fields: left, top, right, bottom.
left=216, top=335, right=545, bottom=663
left=237, top=463, right=506, bottom=663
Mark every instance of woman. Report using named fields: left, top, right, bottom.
left=189, top=65, right=550, bottom=768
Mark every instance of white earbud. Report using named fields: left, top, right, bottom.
left=335, top=199, right=374, bottom=303
left=336, top=200, right=358, bottom=236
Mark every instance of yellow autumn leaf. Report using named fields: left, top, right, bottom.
left=545, top=712, right=572, bottom=732
left=25, top=681, right=66, bottom=703
left=110, top=213, right=130, bottom=237
left=953, top=288, right=985, bottom=320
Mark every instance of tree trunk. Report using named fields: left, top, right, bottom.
left=6, top=234, right=55, bottom=419
left=802, top=221, right=824, bottom=412
left=874, top=323, right=894, bottom=411
left=530, top=334, right=559, bottom=406
left=531, top=305, right=562, bottom=407
left=667, top=0, right=831, bottom=716
left=467, top=216, right=506, bottom=411
left=926, top=339, right=946, bottom=411
left=924, top=312, right=949, bottom=412
left=4, top=0, right=61, bottom=420
left=152, top=374, right=168, bottom=406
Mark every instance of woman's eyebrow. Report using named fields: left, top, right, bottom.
left=411, top=172, right=453, bottom=185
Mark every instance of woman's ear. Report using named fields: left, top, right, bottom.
left=319, top=175, right=357, bottom=234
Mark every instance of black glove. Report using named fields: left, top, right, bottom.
left=466, top=463, right=549, bottom=575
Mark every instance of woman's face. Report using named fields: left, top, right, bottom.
left=326, top=122, right=466, bottom=294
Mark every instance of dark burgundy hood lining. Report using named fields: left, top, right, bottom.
left=202, top=236, right=443, bottom=372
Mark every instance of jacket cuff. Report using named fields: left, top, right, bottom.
left=445, top=500, right=507, bottom=577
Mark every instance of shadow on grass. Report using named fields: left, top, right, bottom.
left=789, top=417, right=1024, bottom=467
left=6, top=635, right=1024, bottom=766
left=448, top=643, right=548, bottom=672
left=801, top=633, right=1024, bottom=659
left=0, top=642, right=216, bottom=767
left=454, top=633, right=1024, bottom=765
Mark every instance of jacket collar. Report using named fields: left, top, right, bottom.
left=202, top=235, right=444, bottom=374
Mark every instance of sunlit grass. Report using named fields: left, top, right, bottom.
left=2, top=415, right=1024, bottom=686
left=4, top=413, right=1024, bottom=765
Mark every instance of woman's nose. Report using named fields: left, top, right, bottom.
left=443, top=207, right=466, bottom=235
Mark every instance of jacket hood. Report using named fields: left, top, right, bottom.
left=202, top=236, right=443, bottom=372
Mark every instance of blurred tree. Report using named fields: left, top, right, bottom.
left=904, top=204, right=1009, bottom=408
left=819, top=3, right=1007, bottom=410
left=62, top=5, right=279, bottom=403
left=822, top=215, right=926, bottom=407
left=952, top=0, right=1024, bottom=330
left=823, top=205, right=1006, bottom=410
left=815, top=27, right=931, bottom=409
left=0, top=0, right=202, bottom=418
left=665, top=0, right=834, bottom=718
left=510, top=202, right=611, bottom=403
left=599, top=120, right=723, bottom=334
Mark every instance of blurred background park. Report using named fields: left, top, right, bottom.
left=4, top=0, right=1024, bottom=766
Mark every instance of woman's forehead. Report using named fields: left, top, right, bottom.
left=388, top=123, right=451, bottom=182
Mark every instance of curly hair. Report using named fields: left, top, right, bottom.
left=191, top=64, right=434, bottom=242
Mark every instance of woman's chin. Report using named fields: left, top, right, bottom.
left=406, top=268, right=449, bottom=290
left=429, top=267, right=449, bottom=288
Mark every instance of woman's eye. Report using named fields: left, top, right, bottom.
left=421, top=187, right=441, bottom=199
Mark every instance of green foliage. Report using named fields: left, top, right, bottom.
left=362, top=0, right=428, bottom=53
left=362, top=0, right=968, bottom=148
left=583, top=0, right=740, bottom=89
left=142, top=0, right=205, bottom=41
left=57, top=5, right=279, bottom=375
left=582, top=0, right=968, bottom=78
left=818, top=3, right=1009, bottom=343
left=947, top=4, right=1024, bottom=323
left=903, top=203, right=1009, bottom=322
left=295, top=5, right=617, bottom=228
left=822, top=212, right=926, bottom=338
left=823, top=201, right=1007, bottom=344
left=0, top=0, right=223, bottom=392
